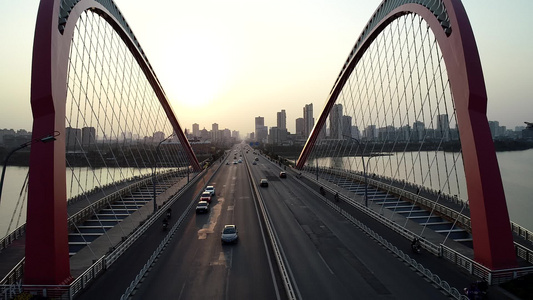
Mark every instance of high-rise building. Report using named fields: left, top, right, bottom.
left=66, top=127, right=81, bottom=148
left=295, top=118, right=305, bottom=136
left=255, top=116, right=267, bottom=142
left=192, top=123, right=200, bottom=137
left=437, top=114, right=450, bottom=141
left=82, top=127, right=96, bottom=147
left=232, top=130, right=240, bottom=140
left=413, top=121, right=425, bottom=141
left=277, top=109, right=286, bottom=130
left=329, top=104, right=343, bottom=139
left=212, top=123, right=219, bottom=141
left=342, top=115, right=352, bottom=139
left=303, top=104, right=314, bottom=138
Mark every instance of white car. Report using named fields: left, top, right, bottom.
left=221, top=225, right=238, bottom=244
left=195, top=201, right=209, bottom=214
left=205, top=186, right=215, bottom=196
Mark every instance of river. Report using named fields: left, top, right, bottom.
left=1, top=149, right=532, bottom=236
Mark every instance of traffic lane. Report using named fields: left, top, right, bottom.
left=131, top=164, right=238, bottom=299
left=76, top=167, right=217, bottom=300
left=286, top=180, right=450, bottom=299
left=226, top=160, right=280, bottom=300
left=255, top=175, right=353, bottom=299
left=255, top=166, right=449, bottom=299
left=133, top=156, right=277, bottom=300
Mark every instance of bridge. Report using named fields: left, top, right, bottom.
left=1, top=0, right=533, bottom=299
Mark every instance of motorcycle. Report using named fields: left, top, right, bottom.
left=320, top=187, right=326, bottom=196
left=411, top=238, right=421, bottom=254
left=162, top=218, right=169, bottom=231
left=463, top=281, right=488, bottom=299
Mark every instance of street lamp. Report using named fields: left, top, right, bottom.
left=0, top=132, right=58, bottom=204
left=343, top=135, right=373, bottom=207
left=152, top=133, right=174, bottom=214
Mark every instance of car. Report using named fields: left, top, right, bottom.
left=221, top=225, right=238, bottom=243
left=279, top=171, right=287, bottom=178
left=260, top=179, right=268, bottom=187
left=254, top=157, right=259, bottom=161
left=238, top=159, right=242, bottom=163
left=233, top=160, right=238, bottom=164
left=226, top=162, right=229, bottom=165
left=252, top=161, right=257, bottom=165
left=196, top=201, right=209, bottom=213
left=200, top=191, right=212, bottom=203
left=205, top=186, right=215, bottom=196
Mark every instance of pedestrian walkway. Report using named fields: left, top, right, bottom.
left=0, top=173, right=195, bottom=282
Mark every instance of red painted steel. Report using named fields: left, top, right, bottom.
left=26, top=0, right=201, bottom=284
left=297, top=0, right=516, bottom=270
left=26, top=0, right=72, bottom=285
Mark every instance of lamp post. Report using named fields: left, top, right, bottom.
left=0, top=132, right=58, bottom=204
left=316, top=157, right=319, bottom=181
left=344, top=135, right=372, bottom=207
left=152, top=134, right=174, bottom=214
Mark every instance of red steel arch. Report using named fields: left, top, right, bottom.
left=26, top=0, right=200, bottom=284
left=296, top=0, right=516, bottom=270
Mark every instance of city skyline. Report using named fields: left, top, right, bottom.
left=1, top=1, right=532, bottom=136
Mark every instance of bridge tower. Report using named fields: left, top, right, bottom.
left=26, top=0, right=200, bottom=284
left=297, top=0, right=516, bottom=270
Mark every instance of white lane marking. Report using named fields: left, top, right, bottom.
left=317, top=251, right=335, bottom=275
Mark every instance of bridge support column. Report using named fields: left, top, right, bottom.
left=24, top=0, right=71, bottom=285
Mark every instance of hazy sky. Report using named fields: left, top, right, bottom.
left=1, top=0, right=532, bottom=136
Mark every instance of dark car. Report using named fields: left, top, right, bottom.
left=260, top=179, right=268, bottom=187
left=279, top=171, right=287, bottom=178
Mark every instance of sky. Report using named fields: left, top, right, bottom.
left=1, top=0, right=532, bottom=137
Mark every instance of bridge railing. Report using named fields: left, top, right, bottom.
left=0, top=169, right=196, bottom=286
left=67, top=169, right=184, bottom=232
left=0, top=169, right=180, bottom=253
left=321, top=166, right=533, bottom=246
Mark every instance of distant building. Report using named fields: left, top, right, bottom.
left=232, top=130, right=240, bottom=140
left=192, top=123, right=200, bottom=138
left=295, top=118, right=305, bottom=136
left=212, top=123, right=219, bottom=142
left=437, top=114, right=450, bottom=141
left=342, top=115, right=352, bottom=139
left=66, top=127, right=81, bottom=148
left=277, top=109, right=286, bottom=130
left=329, top=104, right=343, bottom=140
left=153, top=131, right=165, bottom=142
left=413, top=121, right=425, bottom=141
left=255, top=116, right=268, bottom=142
left=82, top=127, right=96, bottom=147
left=303, top=104, right=314, bottom=138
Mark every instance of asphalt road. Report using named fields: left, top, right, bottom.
left=131, top=145, right=281, bottom=300
left=247, top=149, right=450, bottom=299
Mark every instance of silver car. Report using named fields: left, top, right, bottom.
left=221, top=225, right=238, bottom=244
